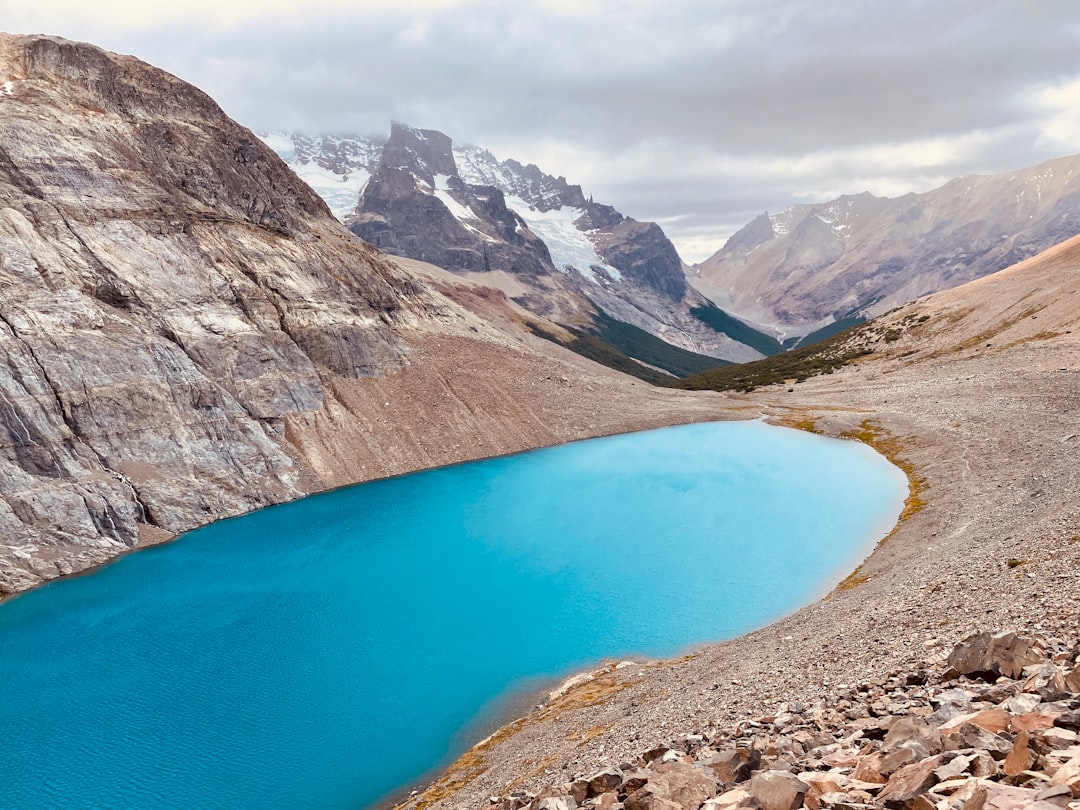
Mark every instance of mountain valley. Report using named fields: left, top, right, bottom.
left=0, top=34, right=735, bottom=594
left=2, top=30, right=1080, bottom=810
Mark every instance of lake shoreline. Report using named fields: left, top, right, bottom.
left=399, top=327, right=1080, bottom=809
left=375, top=423, right=913, bottom=809
left=0, top=420, right=904, bottom=808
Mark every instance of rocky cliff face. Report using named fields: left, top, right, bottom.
left=352, top=126, right=554, bottom=276
left=268, top=126, right=765, bottom=364
left=0, top=34, right=449, bottom=592
left=691, top=157, right=1080, bottom=334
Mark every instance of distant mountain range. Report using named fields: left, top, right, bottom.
left=690, top=154, right=1080, bottom=335
left=267, top=128, right=1080, bottom=355
left=263, top=126, right=776, bottom=371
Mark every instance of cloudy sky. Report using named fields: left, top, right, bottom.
left=4, top=0, right=1080, bottom=262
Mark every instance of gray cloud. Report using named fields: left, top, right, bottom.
left=7, top=0, right=1080, bottom=261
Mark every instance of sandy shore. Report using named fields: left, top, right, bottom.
left=398, top=308, right=1080, bottom=808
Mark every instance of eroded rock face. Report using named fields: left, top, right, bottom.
left=353, top=156, right=553, bottom=276
left=0, top=34, right=442, bottom=592
left=349, top=122, right=688, bottom=299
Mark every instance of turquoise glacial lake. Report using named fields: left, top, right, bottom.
left=0, top=421, right=906, bottom=809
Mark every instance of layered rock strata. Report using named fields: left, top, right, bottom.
left=0, top=33, right=439, bottom=591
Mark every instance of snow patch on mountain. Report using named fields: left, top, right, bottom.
left=427, top=174, right=497, bottom=242
left=769, top=210, right=792, bottom=237
left=815, top=201, right=856, bottom=236
left=506, top=196, right=621, bottom=283
left=431, top=174, right=479, bottom=221
left=454, top=145, right=517, bottom=189
left=296, top=164, right=371, bottom=219
left=260, top=131, right=295, bottom=160
left=259, top=132, right=378, bottom=220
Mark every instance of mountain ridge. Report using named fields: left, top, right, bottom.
left=691, top=153, right=1080, bottom=334
left=266, top=125, right=771, bottom=365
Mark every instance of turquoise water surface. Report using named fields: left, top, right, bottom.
left=0, top=421, right=906, bottom=808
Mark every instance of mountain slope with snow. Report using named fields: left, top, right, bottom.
left=266, top=125, right=771, bottom=365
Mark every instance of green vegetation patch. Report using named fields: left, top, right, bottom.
left=828, top=420, right=928, bottom=596
left=840, top=419, right=926, bottom=524
left=689, top=303, right=784, bottom=356
left=834, top=568, right=870, bottom=592
left=670, top=322, right=872, bottom=393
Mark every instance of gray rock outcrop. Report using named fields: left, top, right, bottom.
left=0, top=34, right=491, bottom=593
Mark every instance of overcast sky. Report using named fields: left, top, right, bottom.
left=5, top=0, right=1080, bottom=262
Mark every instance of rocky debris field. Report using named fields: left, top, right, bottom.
left=486, top=632, right=1080, bottom=810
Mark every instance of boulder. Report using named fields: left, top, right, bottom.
left=947, top=632, right=1046, bottom=680
left=979, top=782, right=1045, bottom=809
left=586, top=768, right=624, bottom=798
left=1022, top=662, right=1070, bottom=699
left=565, top=780, right=588, bottom=805
left=621, top=770, right=651, bottom=796
left=942, top=723, right=1013, bottom=758
left=966, top=709, right=1012, bottom=734
left=1048, top=753, right=1080, bottom=796
left=800, top=773, right=847, bottom=810
left=642, top=745, right=671, bottom=764
left=699, top=748, right=760, bottom=784
left=943, top=778, right=988, bottom=810
left=1064, top=667, right=1080, bottom=694
left=851, top=752, right=888, bottom=784
left=1002, top=729, right=1034, bottom=778
left=881, top=717, right=942, bottom=775
left=1034, top=784, right=1074, bottom=806
left=933, top=753, right=973, bottom=781
left=623, top=763, right=717, bottom=810
left=747, top=770, right=809, bottom=810
left=1002, top=693, right=1043, bottom=715
left=535, top=797, right=578, bottom=810
left=1010, top=712, right=1059, bottom=732
left=970, top=750, right=1000, bottom=778
left=816, top=789, right=875, bottom=808
left=701, top=788, right=754, bottom=810
left=1053, top=712, right=1080, bottom=732
left=877, top=756, right=941, bottom=808
left=592, top=794, right=622, bottom=810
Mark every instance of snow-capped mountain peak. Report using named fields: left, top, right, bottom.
left=263, top=123, right=771, bottom=366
